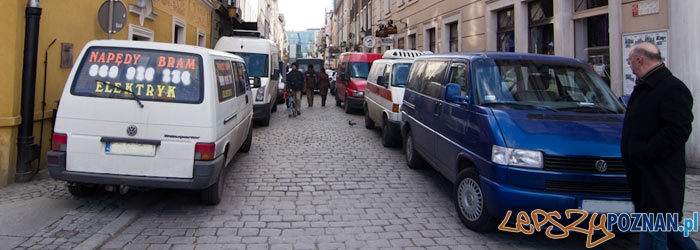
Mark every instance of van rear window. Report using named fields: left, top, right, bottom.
left=70, top=47, right=204, bottom=104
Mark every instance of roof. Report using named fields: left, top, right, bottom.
left=414, top=51, right=586, bottom=64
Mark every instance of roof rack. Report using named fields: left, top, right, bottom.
left=382, top=49, right=432, bottom=59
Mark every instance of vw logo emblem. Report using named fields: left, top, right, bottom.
left=126, top=125, right=138, bottom=136
left=595, top=159, right=608, bottom=173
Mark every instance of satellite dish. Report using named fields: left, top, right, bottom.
left=98, top=0, right=127, bottom=35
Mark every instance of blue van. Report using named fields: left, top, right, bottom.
left=400, top=52, right=631, bottom=231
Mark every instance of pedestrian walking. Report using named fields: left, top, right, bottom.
left=303, top=64, right=318, bottom=107
left=286, top=63, right=304, bottom=116
left=621, top=41, right=697, bottom=250
left=318, top=67, right=331, bottom=106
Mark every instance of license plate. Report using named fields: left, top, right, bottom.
left=580, top=200, right=634, bottom=214
left=105, top=142, right=156, bottom=157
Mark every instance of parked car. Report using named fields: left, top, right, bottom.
left=47, top=40, right=254, bottom=205
left=334, top=52, right=383, bottom=113
left=400, top=52, right=631, bottom=231
left=364, top=49, right=431, bottom=147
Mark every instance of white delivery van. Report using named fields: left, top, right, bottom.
left=215, top=34, right=280, bottom=126
left=47, top=40, right=254, bottom=205
left=364, top=49, right=431, bottom=147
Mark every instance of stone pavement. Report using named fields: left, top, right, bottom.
left=1, top=96, right=699, bottom=250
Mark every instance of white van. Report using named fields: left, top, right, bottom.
left=364, top=49, right=431, bottom=147
left=215, top=35, right=280, bottom=126
left=46, top=40, right=254, bottom=205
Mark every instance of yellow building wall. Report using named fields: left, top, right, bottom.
left=0, top=1, right=25, bottom=186
left=0, top=0, right=212, bottom=186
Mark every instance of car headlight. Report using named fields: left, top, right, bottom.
left=352, top=90, right=364, bottom=97
left=256, top=88, right=265, bottom=101
left=491, top=145, right=543, bottom=169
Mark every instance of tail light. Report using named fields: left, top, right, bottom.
left=52, top=133, right=67, bottom=151
left=194, top=143, right=215, bottom=161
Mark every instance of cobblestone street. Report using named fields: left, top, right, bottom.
left=2, top=96, right=699, bottom=250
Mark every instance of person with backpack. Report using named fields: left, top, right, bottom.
left=303, top=64, right=318, bottom=107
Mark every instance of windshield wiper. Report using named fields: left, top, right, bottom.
left=556, top=105, right=616, bottom=114
left=96, top=80, right=144, bottom=108
left=481, top=101, right=558, bottom=112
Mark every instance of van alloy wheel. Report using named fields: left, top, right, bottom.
left=458, top=176, right=483, bottom=222
left=381, top=122, right=395, bottom=147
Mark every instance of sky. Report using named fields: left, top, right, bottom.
left=278, top=0, right=333, bottom=31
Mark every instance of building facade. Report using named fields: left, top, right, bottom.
left=326, top=0, right=700, bottom=172
left=0, top=0, right=287, bottom=186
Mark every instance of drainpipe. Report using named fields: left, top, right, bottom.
left=16, top=0, right=42, bottom=182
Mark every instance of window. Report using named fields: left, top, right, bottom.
left=71, top=47, right=203, bottom=104
left=421, top=60, right=448, bottom=98
left=197, top=29, right=206, bottom=47
left=234, top=62, right=249, bottom=96
left=574, top=0, right=608, bottom=11
left=408, top=33, right=417, bottom=50
left=173, top=17, right=186, bottom=44
left=406, top=60, right=426, bottom=91
left=216, top=60, right=235, bottom=102
left=447, top=62, right=469, bottom=96
left=497, top=8, right=515, bottom=52
left=398, top=37, right=405, bottom=49
left=528, top=0, right=554, bottom=55
left=129, top=24, right=153, bottom=41
left=448, top=22, right=459, bottom=52
left=384, top=0, right=391, bottom=15
left=391, top=63, right=412, bottom=87
left=426, top=28, right=436, bottom=52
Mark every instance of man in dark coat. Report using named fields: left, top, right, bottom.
left=286, top=63, right=304, bottom=115
left=621, top=42, right=696, bottom=249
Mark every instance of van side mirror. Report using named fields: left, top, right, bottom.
left=377, top=76, right=388, bottom=87
left=445, top=83, right=469, bottom=106
left=618, top=95, right=630, bottom=108
left=249, top=77, right=261, bottom=88
left=340, top=72, right=348, bottom=81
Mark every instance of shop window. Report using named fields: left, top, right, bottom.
left=528, top=0, right=554, bottom=55
left=575, top=14, right=610, bottom=86
left=497, top=8, right=514, bottom=52
left=575, top=0, right=608, bottom=11
left=408, top=33, right=416, bottom=50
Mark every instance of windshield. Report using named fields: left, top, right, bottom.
left=71, top=46, right=203, bottom=104
left=233, top=52, right=268, bottom=78
left=391, top=63, right=412, bottom=87
left=296, top=59, right=323, bottom=73
left=473, top=58, right=624, bottom=113
left=349, top=62, right=371, bottom=79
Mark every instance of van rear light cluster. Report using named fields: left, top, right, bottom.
left=194, top=143, right=216, bottom=161
left=52, top=133, right=67, bottom=151
left=392, top=104, right=401, bottom=113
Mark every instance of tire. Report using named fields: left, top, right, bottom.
left=271, top=101, right=277, bottom=112
left=335, top=94, right=341, bottom=107
left=364, top=104, right=375, bottom=129
left=238, top=126, right=252, bottom=153
left=454, top=168, right=498, bottom=232
left=404, top=131, right=426, bottom=169
left=344, top=95, right=351, bottom=113
left=381, top=121, right=397, bottom=147
left=67, top=183, right=97, bottom=197
left=200, top=167, right=224, bottom=205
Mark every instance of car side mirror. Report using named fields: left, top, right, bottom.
left=377, top=76, right=388, bottom=87
left=445, top=83, right=469, bottom=106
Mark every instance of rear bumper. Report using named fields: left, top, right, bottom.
left=46, top=151, right=223, bottom=190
